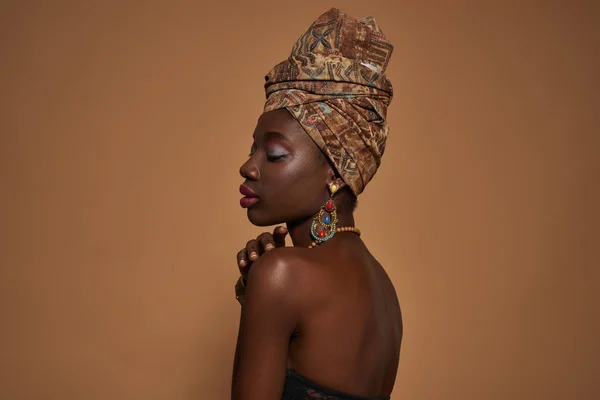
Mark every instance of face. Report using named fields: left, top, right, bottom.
left=239, top=109, right=333, bottom=226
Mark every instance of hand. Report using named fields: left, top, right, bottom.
left=236, top=226, right=288, bottom=281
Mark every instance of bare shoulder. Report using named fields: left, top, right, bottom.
left=245, top=247, right=322, bottom=305
left=246, top=247, right=313, bottom=285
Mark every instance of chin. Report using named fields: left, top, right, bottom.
left=246, top=208, right=278, bottom=227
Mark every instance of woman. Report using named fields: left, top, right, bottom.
left=231, top=8, right=402, bottom=400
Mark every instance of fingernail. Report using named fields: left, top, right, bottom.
left=249, top=252, right=257, bottom=260
left=265, top=244, right=275, bottom=250
left=239, top=259, right=246, bottom=267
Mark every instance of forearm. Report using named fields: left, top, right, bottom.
left=231, top=309, right=243, bottom=396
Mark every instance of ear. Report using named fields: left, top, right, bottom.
left=324, top=162, right=346, bottom=191
left=334, top=177, right=346, bottom=189
left=327, top=176, right=347, bottom=191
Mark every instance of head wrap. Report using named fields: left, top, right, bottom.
left=263, top=8, right=394, bottom=195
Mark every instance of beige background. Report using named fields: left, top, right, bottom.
left=1, top=1, right=598, bottom=399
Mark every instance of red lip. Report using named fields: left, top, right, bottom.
left=240, top=197, right=259, bottom=208
left=240, top=184, right=258, bottom=197
left=240, top=184, right=259, bottom=208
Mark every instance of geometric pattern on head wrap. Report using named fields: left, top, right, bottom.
left=263, top=8, right=394, bottom=195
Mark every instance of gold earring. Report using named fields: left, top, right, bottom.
left=309, top=183, right=339, bottom=246
left=329, top=183, right=338, bottom=195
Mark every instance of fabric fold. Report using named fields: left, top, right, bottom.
left=263, top=8, right=394, bottom=195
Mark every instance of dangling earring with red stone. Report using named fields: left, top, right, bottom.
left=309, top=183, right=339, bottom=248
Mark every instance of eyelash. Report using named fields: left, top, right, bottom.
left=266, top=154, right=286, bottom=162
left=248, top=145, right=287, bottom=162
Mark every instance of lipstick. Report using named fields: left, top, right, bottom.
left=240, top=184, right=259, bottom=208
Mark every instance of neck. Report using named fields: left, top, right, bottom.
left=287, top=210, right=356, bottom=248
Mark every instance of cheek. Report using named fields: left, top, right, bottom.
left=273, top=159, right=326, bottom=203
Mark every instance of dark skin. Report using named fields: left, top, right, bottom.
left=232, top=109, right=403, bottom=400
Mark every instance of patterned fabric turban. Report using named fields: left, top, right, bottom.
left=263, top=8, right=394, bottom=195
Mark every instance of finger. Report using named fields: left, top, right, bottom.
left=245, top=239, right=259, bottom=262
left=237, top=249, right=248, bottom=269
left=258, top=232, right=276, bottom=252
left=273, top=226, right=288, bottom=248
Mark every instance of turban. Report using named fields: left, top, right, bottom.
left=263, top=8, right=394, bottom=195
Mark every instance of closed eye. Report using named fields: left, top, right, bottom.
left=266, top=154, right=286, bottom=162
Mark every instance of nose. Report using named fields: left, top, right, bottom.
left=239, top=157, right=259, bottom=181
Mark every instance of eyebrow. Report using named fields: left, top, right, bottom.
left=253, top=131, right=290, bottom=142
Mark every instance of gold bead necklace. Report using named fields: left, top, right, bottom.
left=307, top=226, right=361, bottom=248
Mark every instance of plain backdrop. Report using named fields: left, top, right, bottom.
left=1, top=1, right=598, bottom=399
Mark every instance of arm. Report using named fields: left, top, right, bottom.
left=231, top=250, right=301, bottom=400
left=231, top=310, right=243, bottom=393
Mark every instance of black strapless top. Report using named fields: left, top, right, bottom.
left=281, top=369, right=391, bottom=400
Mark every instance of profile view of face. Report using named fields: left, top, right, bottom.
left=239, top=109, right=332, bottom=226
